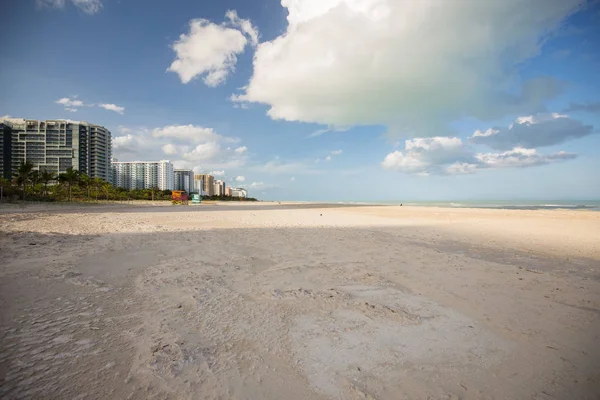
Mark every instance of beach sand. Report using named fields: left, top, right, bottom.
left=1, top=203, right=599, bottom=399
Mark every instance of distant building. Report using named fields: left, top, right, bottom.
left=195, top=174, right=214, bottom=196
left=174, top=169, right=194, bottom=192
left=213, top=179, right=226, bottom=196
left=193, top=175, right=203, bottom=194
left=0, top=118, right=112, bottom=182
left=0, top=123, right=12, bottom=180
left=230, top=188, right=247, bottom=198
left=225, top=187, right=231, bottom=197
left=112, top=160, right=174, bottom=190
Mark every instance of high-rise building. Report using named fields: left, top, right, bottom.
left=174, top=169, right=194, bottom=192
left=0, top=118, right=112, bottom=182
left=112, top=160, right=174, bottom=190
left=193, top=175, right=203, bottom=194
left=213, top=179, right=226, bottom=196
left=0, top=123, right=12, bottom=180
left=195, top=174, right=214, bottom=196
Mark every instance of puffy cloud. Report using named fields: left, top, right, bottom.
left=98, top=103, right=125, bottom=114
left=475, top=147, right=576, bottom=169
left=152, top=124, right=236, bottom=143
left=234, top=146, right=248, bottom=154
left=209, top=170, right=226, bottom=177
left=444, top=162, right=478, bottom=175
left=55, top=96, right=124, bottom=114
left=235, top=175, right=246, bottom=182
left=225, top=10, right=259, bottom=46
left=470, top=113, right=594, bottom=150
left=167, top=11, right=258, bottom=86
left=162, top=143, right=189, bottom=156
left=232, top=0, right=583, bottom=136
left=56, top=97, right=83, bottom=109
left=37, top=0, right=102, bottom=14
left=113, top=124, right=248, bottom=172
left=183, top=142, right=221, bottom=161
left=382, top=136, right=577, bottom=174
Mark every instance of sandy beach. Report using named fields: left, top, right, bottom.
left=1, top=203, right=599, bottom=399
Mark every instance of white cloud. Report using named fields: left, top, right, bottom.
left=162, top=143, right=189, bottom=156
left=444, top=162, right=478, bottom=175
left=382, top=136, right=577, bottom=174
left=234, top=146, right=248, bottom=154
left=167, top=11, right=258, bottom=86
left=475, top=148, right=576, bottom=169
left=209, top=170, right=226, bottom=177
left=113, top=124, right=248, bottom=173
left=232, top=0, right=583, bottom=136
left=225, top=10, right=259, bottom=47
left=152, top=124, right=227, bottom=143
left=55, top=96, right=124, bottom=114
left=37, top=0, right=102, bottom=14
left=242, top=181, right=278, bottom=191
left=183, top=142, right=222, bottom=161
left=290, top=177, right=296, bottom=182
left=56, top=97, right=84, bottom=108
left=235, top=175, right=246, bottom=182
left=98, top=103, right=125, bottom=115
left=470, top=113, right=594, bottom=150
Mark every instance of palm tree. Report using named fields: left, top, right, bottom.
left=14, top=162, right=34, bottom=200
left=59, top=167, right=79, bottom=202
left=102, top=182, right=112, bottom=201
left=40, top=170, right=57, bottom=197
left=79, top=173, right=92, bottom=201
left=92, top=177, right=103, bottom=201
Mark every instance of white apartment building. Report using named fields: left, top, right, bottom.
left=112, top=160, right=174, bottom=190
left=213, top=179, right=226, bottom=196
left=230, top=188, right=247, bottom=198
left=1, top=118, right=112, bottom=182
left=174, top=169, right=194, bottom=192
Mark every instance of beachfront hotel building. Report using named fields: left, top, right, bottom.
left=230, top=187, right=247, bottom=198
left=174, top=169, right=194, bottom=192
left=213, top=179, right=226, bottom=196
left=195, top=173, right=214, bottom=196
left=0, top=118, right=112, bottom=182
left=111, top=159, right=174, bottom=190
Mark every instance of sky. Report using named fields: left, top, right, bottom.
left=1, top=0, right=599, bottom=201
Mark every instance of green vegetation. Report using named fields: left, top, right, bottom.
left=0, top=163, right=258, bottom=203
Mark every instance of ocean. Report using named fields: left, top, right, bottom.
left=333, top=200, right=600, bottom=211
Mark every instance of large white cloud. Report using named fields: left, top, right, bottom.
left=167, top=11, right=259, bottom=86
left=232, top=0, right=583, bottom=136
left=382, top=136, right=576, bottom=175
left=113, top=124, right=248, bottom=172
left=152, top=124, right=235, bottom=143
left=471, top=113, right=594, bottom=150
left=475, top=147, right=576, bottom=169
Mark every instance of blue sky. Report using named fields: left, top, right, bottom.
left=1, top=0, right=599, bottom=201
